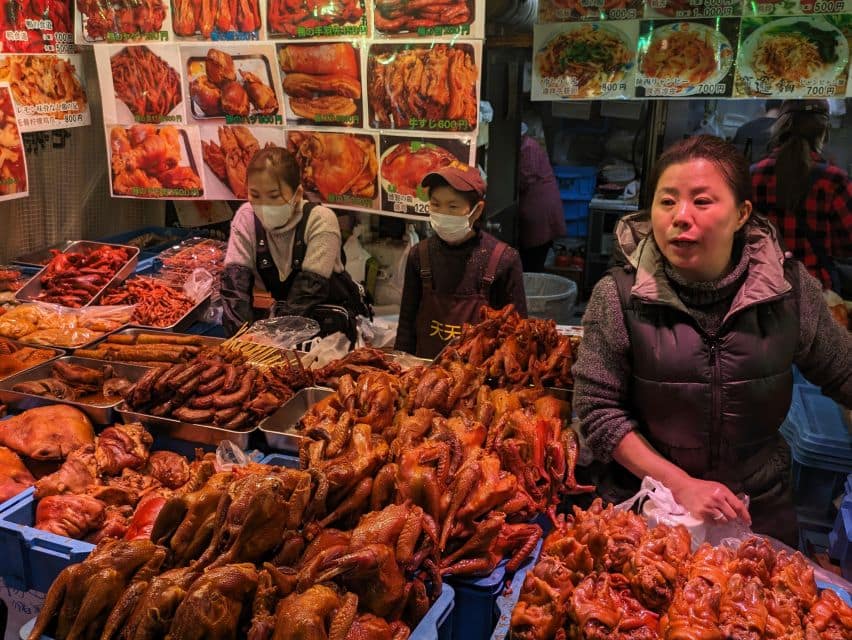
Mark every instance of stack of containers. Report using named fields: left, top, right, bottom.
left=780, top=385, right=852, bottom=554
left=829, top=474, right=852, bottom=580
left=553, top=166, right=597, bottom=238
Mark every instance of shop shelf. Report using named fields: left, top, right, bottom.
left=489, top=540, right=543, bottom=640
left=553, top=166, right=597, bottom=200
left=562, top=199, right=590, bottom=223
left=829, top=504, right=852, bottom=581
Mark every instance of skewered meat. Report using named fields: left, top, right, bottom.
left=0, top=445, right=34, bottom=502
left=206, top=49, right=236, bottom=85
left=221, top=80, right=250, bottom=116
left=35, top=493, right=106, bottom=538
left=0, top=404, right=94, bottom=460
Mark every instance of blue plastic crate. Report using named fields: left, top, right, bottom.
left=19, top=583, right=454, bottom=640
left=410, top=583, right=454, bottom=640
left=259, top=453, right=300, bottom=468
left=829, top=504, right=852, bottom=581
left=553, top=166, right=597, bottom=200
left=562, top=199, right=590, bottom=223
left=0, top=488, right=95, bottom=593
left=490, top=540, right=543, bottom=640
left=788, top=386, right=852, bottom=459
left=791, top=456, right=848, bottom=519
left=565, top=220, right=588, bottom=238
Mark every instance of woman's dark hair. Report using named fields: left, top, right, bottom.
left=768, top=99, right=830, bottom=211
left=246, top=146, right=301, bottom=192
left=649, top=135, right=751, bottom=204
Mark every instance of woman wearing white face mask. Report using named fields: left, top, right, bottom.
left=395, top=164, right=527, bottom=358
left=221, top=147, right=368, bottom=337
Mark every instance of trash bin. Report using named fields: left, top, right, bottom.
left=523, top=272, right=577, bottom=325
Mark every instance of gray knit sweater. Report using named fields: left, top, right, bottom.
left=573, top=215, right=852, bottom=464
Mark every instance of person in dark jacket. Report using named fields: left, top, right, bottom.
left=573, top=135, right=852, bottom=546
left=733, top=99, right=781, bottom=163
left=221, top=147, right=363, bottom=337
left=395, top=164, right=527, bottom=358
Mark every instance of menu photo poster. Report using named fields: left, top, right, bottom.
left=0, top=53, right=92, bottom=132
left=0, top=84, right=29, bottom=201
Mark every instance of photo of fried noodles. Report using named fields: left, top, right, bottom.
left=753, top=34, right=825, bottom=84
left=640, top=27, right=720, bottom=85
left=111, top=47, right=182, bottom=119
left=536, top=25, right=631, bottom=96
left=0, top=56, right=88, bottom=123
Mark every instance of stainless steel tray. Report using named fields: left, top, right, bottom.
left=92, top=279, right=212, bottom=333
left=11, top=241, right=74, bottom=269
left=258, top=386, right=334, bottom=452
left=0, top=356, right=150, bottom=423
left=80, top=327, right=224, bottom=354
left=16, top=241, right=141, bottom=308
left=116, top=403, right=255, bottom=448
left=0, top=338, right=64, bottom=382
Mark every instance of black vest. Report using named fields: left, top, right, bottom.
left=610, top=260, right=800, bottom=493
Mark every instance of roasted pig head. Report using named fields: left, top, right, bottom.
left=0, top=404, right=94, bottom=460
left=35, top=493, right=106, bottom=538
left=0, top=445, right=34, bottom=502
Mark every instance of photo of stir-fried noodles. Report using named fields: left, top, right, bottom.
left=111, top=46, right=182, bottom=118
left=536, top=25, right=631, bottom=96
left=0, top=56, right=87, bottom=122
left=753, top=33, right=825, bottom=84
left=640, top=27, right=722, bottom=85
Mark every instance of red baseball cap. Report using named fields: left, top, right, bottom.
left=421, top=163, right=486, bottom=199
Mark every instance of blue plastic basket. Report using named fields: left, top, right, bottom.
left=565, top=220, right=588, bottom=238
left=489, top=540, right=543, bottom=640
left=562, top=199, right=590, bottom=223
left=553, top=166, right=597, bottom=200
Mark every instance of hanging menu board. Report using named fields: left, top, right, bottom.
left=85, top=0, right=484, bottom=211
left=532, top=1, right=852, bottom=100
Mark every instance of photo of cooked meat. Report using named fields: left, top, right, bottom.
left=172, top=0, right=261, bottom=37
left=111, top=46, right=182, bottom=120
left=373, top=0, right=473, bottom=34
left=109, top=125, right=203, bottom=198
left=77, top=0, right=166, bottom=42
left=188, top=47, right=280, bottom=120
left=202, top=125, right=283, bottom=199
left=539, top=0, right=638, bottom=21
left=0, top=87, right=27, bottom=198
left=288, top=131, right=378, bottom=204
left=0, top=0, right=72, bottom=53
left=367, top=43, right=478, bottom=132
left=0, top=55, right=88, bottom=128
left=267, top=0, right=365, bottom=37
left=278, top=43, right=362, bottom=126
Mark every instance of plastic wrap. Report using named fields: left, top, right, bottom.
left=0, top=302, right=134, bottom=348
left=240, top=316, right=320, bottom=350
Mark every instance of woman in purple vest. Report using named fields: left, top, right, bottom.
left=573, top=135, right=852, bottom=545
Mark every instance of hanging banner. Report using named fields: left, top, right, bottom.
left=75, top=0, right=172, bottom=43
left=0, top=54, right=90, bottom=131
left=106, top=124, right=205, bottom=198
left=180, top=42, right=284, bottom=125
left=734, top=14, right=851, bottom=98
left=95, top=43, right=186, bottom=125
left=0, top=85, right=28, bottom=201
left=635, top=18, right=739, bottom=97
left=278, top=41, right=364, bottom=128
left=532, top=21, right=638, bottom=100
left=0, top=0, right=73, bottom=53
left=199, top=124, right=285, bottom=199
left=378, top=133, right=475, bottom=216
left=266, top=0, right=368, bottom=39
left=171, top=0, right=263, bottom=41
left=365, top=40, right=481, bottom=132
left=539, top=0, right=642, bottom=23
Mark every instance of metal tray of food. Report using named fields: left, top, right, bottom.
left=0, top=338, right=64, bottom=382
left=11, top=241, right=75, bottom=269
left=116, top=403, right=255, bottom=448
left=15, top=241, right=141, bottom=307
left=258, top=386, right=334, bottom=452
left=80, top=327, right=224, bottom=354
left=0, top=356, right=150, bottom=423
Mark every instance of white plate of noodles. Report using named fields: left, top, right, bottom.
left=638, top=22, right=733, bottom=95
left=738, top=17, right=848, bottom=94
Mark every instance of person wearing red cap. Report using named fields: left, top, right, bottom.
left=394, top=163, right=527, bottom=358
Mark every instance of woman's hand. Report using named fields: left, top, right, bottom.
left=670, top=477, right=751, bottom=525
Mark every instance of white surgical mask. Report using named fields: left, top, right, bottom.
left=255, top=195, right=298, bottom=230
left=429, top=211, right=474, bottom=244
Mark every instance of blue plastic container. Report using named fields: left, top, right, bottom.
left=259, top=453, right=300, bottom=468
left=489, top=540, right=543, bottom=640
left=565, top=220, right=588, bottom=239
left=562, top=199, right=590, bottom=223
left=0, top=488, right=95, bottom=593
left=18, top=582, right=454, bottom=640
left=829, top=504, right=852, bottom=581
left=789, top=386, right=852, bottom=456
left=553, top=166, right=597, bottom=200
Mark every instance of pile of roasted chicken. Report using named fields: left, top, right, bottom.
left=511, top=499, right=852, bottom=640
left=438, top=305, right=578, bottom=388
left=190, top=48, right=279, bottom=119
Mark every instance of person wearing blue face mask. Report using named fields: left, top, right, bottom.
left=221, top=147, right=369, bottom=337
left=394, top=164, right=527, bottom=358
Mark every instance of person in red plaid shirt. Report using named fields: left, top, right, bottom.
left=750, top=100, right=852, bottom=291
